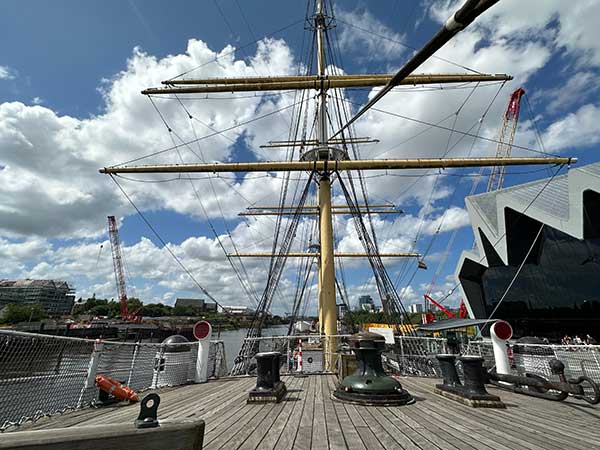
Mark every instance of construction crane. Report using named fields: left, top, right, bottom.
left=107, top=216, right=141, bottom=323
left=487, top=87, right=526, bottom=192
left=422, top=294, right=468, bottom=323
left=421, top=87, right=527, bottom=324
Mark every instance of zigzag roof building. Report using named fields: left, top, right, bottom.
left=456, top=162, right=600, bottom=340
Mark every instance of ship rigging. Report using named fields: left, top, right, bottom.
left=100, top=0, right=574, bottom=374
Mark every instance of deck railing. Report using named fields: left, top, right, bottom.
left=234, top=334, right=353, bottom=376
left=460, top=340, right=600, bottom=382
left=3, top=328, right=600, bottom=432
left=0, top=330, right=226, bottom=432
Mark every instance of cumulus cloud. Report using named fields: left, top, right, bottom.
left=336, top=8, right=408, bottom=64
left=2, top=1, right=599, bottom=313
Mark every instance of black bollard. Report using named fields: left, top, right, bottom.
left=272, top=353, right=281, bottom=385
left=434, top=354, right=505, bottom=408
left=436, top=354, right=461, bottom=387
left=248, top=352, right=287, bottom=403
left=460, top=356, right=492, bottom=398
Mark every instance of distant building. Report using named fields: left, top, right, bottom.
left=409, top=304, right=423, bottom=314
left=0, top=279, right=75, bottom=316
left=358, top=295, right=375, bottom=312
left=337, top=303, right=348, bottom=319
left=222, top=305, right=255, bottom=315
left=174, top=298, right=217, bottom=313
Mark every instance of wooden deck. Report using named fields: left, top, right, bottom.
left=15, top=375, right=600, bottom=449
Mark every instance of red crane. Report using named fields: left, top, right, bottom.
left=487, top=87, right=525, bottom=192
left=107, top=216, right=141, bottom=323
left=421, top=88, right=526, bottom=324
left=422, top=294, right=468, bottom=324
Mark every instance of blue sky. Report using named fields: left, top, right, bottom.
left=1, top=0, right=600, bottom=314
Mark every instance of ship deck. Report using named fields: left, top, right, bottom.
left=15, top=374, right=600, bottom=450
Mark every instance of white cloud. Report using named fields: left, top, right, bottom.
left=0, top=65, right=16, bottom=80
left=542, top=103, right=600, bottom=152
left=2, top=2, right=599, bottom=312
left=336, top=8, right=408, bottom=64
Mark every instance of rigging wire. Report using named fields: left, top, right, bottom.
left=331, top=96, right=561, bottom=158
left=149, top=96, right=261, bottom=306
left=166, top=18, right=305, bottom=81
left=480, top=223, right=545, bottom=331
left=335, top=18, right=483, bottom=74
left=109, top=175, right=232, bottom=315
left=109, top=100, right=305, bottom=168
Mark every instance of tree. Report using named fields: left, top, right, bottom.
left=1, top=303, right=45, bottom=324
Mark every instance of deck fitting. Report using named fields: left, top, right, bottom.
left=248, top=352, right=287, bottom=403
left=333, top=332, right=414, bottom=406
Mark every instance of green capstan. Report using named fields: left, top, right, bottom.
left=333, top=331, right=414, bottom=406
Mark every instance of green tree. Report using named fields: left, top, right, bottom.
left=1, top=303, right=46, bottom=324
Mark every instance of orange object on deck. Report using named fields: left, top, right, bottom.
left=95, top=375, right=139, bottom=402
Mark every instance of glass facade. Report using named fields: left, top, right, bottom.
left=459, top=192, right=600, bottom=341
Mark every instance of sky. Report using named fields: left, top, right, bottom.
left=1, top=0, right=600, bottom=315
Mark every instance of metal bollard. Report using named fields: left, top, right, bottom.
left=248, top=352, right=287, bottom=403
left=434, top=353, right=505, bottom=408
left=460, top=356, right=491, bottom=397
left=436, top=354, right=461, bottom=387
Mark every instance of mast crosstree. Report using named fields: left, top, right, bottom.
left=101, top=0, right=575, bottom=374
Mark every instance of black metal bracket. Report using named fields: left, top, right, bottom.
left=135, top=393, right=161, bottom=428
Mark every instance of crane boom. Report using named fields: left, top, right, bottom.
left=107, top=215, right=130, bottom=320
left=487, top=87, right=526, bottom=192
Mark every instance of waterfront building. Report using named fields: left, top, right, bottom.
left=358, top=295, right=375, bottom=312
left=0, top=279, right=75, bottom=316
left=409, top=303, right=423, bottom=314
left=174, top=298, right=217, bottom=313
left=456, top=163, right=600, bottom=340
left=222, top=305, right=256, bottom=315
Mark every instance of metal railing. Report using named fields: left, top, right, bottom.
left=461, top=341, right=600, bottom=382
left=0, top=330, right=227, bottom=432
left=232, top=334, right=352, bottom=376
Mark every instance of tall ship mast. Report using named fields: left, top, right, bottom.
left=100, top=0, right=573, bottom=373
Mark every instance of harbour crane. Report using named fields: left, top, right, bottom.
left=107, top=215, right=141, bottom=323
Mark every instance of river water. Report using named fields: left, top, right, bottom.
left=214, top=325, right=289, bottom=369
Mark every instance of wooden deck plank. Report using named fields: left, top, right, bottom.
left=384, top=407, right=444, bottom=450
left=293, top=374, right=317, bottom=450
left=205, top=404, right=266, bottom=450
left=274, top=376, right=310, bottom=450
left=330, top=387, right=367, bottom=450
left=322, top=376, right=348, bottom=450
left=366, top=407, right=421, bottom=450
left=355, top=405, right=404, bottom=450
left=237, top=377, right=301, bottom=450
left=311, top=374, right=329, bottom=450
left=7, top=374, right=600, bottom=450
left=402, top=378, right=564, bottom=450
left=354, top=426, right=386, bottom=450
left=256, top=377, right=305, bottom=450
left=404, top=377, right=599, bottom=450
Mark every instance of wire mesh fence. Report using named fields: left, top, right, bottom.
left=460, top=340, right=600, bottom=383
left=382, top=336, right=449, bottom=377
left=0, top=330, right=227, bottom=432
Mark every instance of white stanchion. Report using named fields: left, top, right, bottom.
left=194, top=321, right=212, bottom=383
left=297, top=339, right=303, bottom=373
left=490, top=320, right=513, bottom=375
